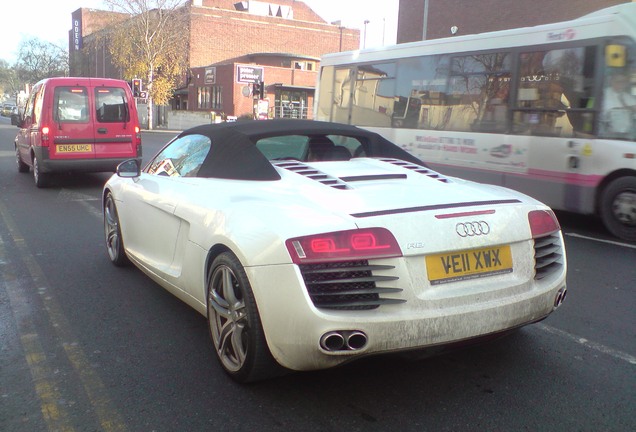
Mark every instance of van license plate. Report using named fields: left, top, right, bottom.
left=426, top=245, right=513, bottom=285
left=57, top=144, right=93, bottom=153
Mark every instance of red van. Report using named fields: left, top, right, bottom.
left=14, top=77, right=142, bottom=187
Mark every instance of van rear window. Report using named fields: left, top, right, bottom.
left=54, top=87, right=89, bottom=123
left=95, top=87, right=130, bottom=123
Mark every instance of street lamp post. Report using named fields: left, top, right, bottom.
left=363, top=19, right=370, bottom=49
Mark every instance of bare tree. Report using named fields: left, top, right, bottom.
left=0, top=59, right=20, bottom=96
left=102, top=0, right=189, bottom=129
left=15, top=38, right=69, bottom=84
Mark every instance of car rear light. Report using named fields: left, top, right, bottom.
left=528, top=210, right=560, bottom=238
left=134, top=125, right=142, bottom=148
left=286, top=228, right=402, bottom=264
left=41, top=126, right=50, bottom=146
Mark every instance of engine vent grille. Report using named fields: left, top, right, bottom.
left=299, top=260, right=404, bottom=310
left=533, top=233, right=563, bottom=280
left=273, top=161, right=350, bottom=189
left=379, top=158, right=449, bottom=183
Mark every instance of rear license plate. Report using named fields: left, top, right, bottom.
left=57, top=144, right=92, bottom=153
left=426, top=245, right=513, bottom=285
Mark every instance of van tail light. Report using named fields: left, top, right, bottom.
left=286, top=228, right=402, bottom=264
left=41, top=126, right=50, bottom=146
left=528, top=210, right=560, bottom=238
left=134, top=125, right=142, bottom=154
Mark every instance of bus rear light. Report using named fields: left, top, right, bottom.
left=286, top=228, right=402, bottom=264
left=528, top=210, right=560, bottom=238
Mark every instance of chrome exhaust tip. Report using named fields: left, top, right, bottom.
left=345, top=331, right=368, bottom=350
left=320, top=332, right=345, bottom=351
left=554, top=287, right=567, bottom=308
left=320, top=330, right=368, bottom=352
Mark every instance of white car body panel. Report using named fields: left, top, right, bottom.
left=104, top=121, right=567, bottom=373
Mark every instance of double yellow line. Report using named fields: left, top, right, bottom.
left=0, top=200, right=127, bottom=432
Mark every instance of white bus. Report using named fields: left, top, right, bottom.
left=316, top=3, right=636, bottom=241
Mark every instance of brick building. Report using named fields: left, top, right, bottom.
left=69, top=0, right=359, bottom=121
left=397, top=0, right=633, bottom=43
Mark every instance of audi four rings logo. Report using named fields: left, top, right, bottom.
left=456, top=221, right=490, bottom=237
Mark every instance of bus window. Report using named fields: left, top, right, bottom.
left=513, top=46, right=596, bottom=137
left=600, top=41, right=636, bottom=140
left=332, top=67, right=354, bottom=124
left=600, top=69, right=636, bottom=139
left=394, top=55, right=450, bottom=129
left=351, top=62, right=396, bottom=127
left=317, top=66, right=335, bottom=121
left=447, top=52, right=512, bottom=133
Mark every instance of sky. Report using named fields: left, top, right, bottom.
left=0, top=0, right=399, bottom=64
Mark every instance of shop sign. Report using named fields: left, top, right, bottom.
left=204, top=67, right=216, bottom=85
left=73, top=17, right=82, bottom=50
left=237, top=65, right=264, bottom=84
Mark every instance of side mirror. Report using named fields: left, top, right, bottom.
left=116, top=159, right=141, bottom=178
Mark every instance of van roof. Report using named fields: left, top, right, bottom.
left=35, top=77, right=131, bottom=87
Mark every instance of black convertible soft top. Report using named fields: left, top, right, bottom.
left=178, top=119, right=424, bottom=180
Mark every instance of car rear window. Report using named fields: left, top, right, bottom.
left=54, top=87, right=89, bottom=122
left=95, top=87, right=130, bottom=123
left=255, top=134, right=364, bottom=161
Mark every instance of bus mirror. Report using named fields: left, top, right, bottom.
left=606, top=44, right=626, bottom=67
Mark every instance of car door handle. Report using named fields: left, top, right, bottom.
left=97, top=128, right=107, bottom=134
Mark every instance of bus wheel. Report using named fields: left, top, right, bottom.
left=600, top=177, right=636, bottom=242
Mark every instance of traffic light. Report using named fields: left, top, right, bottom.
left=132, top=78, right=142, bottom=97
left=252, top=81, right=264, bottom=99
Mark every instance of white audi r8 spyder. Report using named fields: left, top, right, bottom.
left=103, top=119, right=567, bottom=383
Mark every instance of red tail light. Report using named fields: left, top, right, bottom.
left=528, top=210, right=560, bottom=238
left=133, top=125, right=142, bottom=152
left=41, top=126, right=50, bottom=146
left=286, top=228, right=402, bottom=264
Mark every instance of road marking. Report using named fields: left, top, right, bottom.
left=58, top=189, right=100, bottom=202
left=565, top=232, right=636, bottom=249
left=1, top=254, right=76, bottom=432
left=0, top=200, right=128, bottom=432
left=537, top=323, right=636, bottom=365
left=79, top=199, right=104, bottom=219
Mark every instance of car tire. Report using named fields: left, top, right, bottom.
left=32, top=156, right=48, bottom=188
left=104, top=192, right=130, bottom=266
left=600, top=176, right=636, bottom=242
left=16, top=147, right=29, bottom=173
left=207, top=252, right=281, bottom=383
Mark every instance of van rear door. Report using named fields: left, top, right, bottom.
left=93, top=86, right=137, bottom=159
left=50, top=86, right=96, bottom=160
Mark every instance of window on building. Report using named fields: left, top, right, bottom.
left=197, top=86, right=223, bottom=110
left=293, top=61, right=315, bottom=71
left=274, top=89, right=309, bottom=119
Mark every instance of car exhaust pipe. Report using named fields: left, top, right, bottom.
left=320, top=331, right=368, bottom=352
left=554, top=287, right=567, bottom=308
left=320, top=332, right=345, bottom=351
left=345, top=331, right=368, bottom=350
